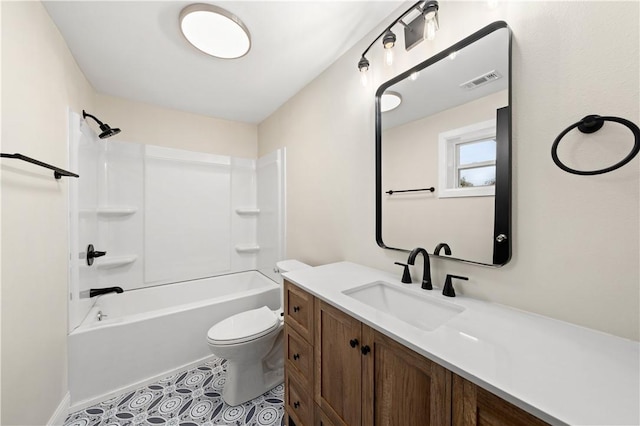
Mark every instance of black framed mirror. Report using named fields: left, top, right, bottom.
left=376, top=21, right=512, bottom=266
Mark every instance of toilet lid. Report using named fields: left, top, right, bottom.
left=207, top=306, right=279, bottom=345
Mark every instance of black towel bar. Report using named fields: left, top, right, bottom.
left=385, top=187, right=435, bottom=195
left=0, top=153, right=79, bottom=179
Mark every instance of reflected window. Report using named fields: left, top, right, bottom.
left=457, top=139, right=496, bottom=188
left=438, top=120, right=496, bottom=198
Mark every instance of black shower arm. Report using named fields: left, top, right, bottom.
left=82, top=110, right=104, bottom=126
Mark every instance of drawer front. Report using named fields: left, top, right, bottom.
left=284, top=280, right=314, bottom=343
left=286, top=370, right=313, bottom=426
left=285, top=325, right=313, bottom=383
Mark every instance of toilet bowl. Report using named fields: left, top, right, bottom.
left=206, top=260, right=310, bottom=406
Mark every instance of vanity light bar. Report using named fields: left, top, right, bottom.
left=358, top=0, right=440, bottom=85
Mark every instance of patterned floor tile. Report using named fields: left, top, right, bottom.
left=64, top=357, right=284, bottom=426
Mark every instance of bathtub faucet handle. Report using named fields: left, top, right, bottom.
left=97, top=311, right=108, bottom=321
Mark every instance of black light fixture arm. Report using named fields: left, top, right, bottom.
left=359, top=1, right=425, bottom=62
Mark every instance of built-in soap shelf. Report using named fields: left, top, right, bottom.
left=80, top=206, right=138, bottom=217
left=235, top=244, right=260, bottom=253
left=95, top=255, right=138, bottom=269
left=235, top=208, right=260, bottom=216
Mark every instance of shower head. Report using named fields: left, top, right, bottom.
left=82, top=110, right=121, bottom=139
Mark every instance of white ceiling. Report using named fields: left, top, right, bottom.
left=43, top=1, right=403, bottom=124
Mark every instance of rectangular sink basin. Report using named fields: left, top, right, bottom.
left=343, top=281, right=464, bottom=331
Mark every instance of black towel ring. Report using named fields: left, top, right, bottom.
left=551, top=115, right=640, bottom=175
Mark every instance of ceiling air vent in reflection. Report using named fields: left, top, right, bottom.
left=460, top=70, right=502, bottom=90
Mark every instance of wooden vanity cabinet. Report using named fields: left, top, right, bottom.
left=452, top=375, right=548, bottom=426
left=284, top=281, right=548, bottom=426
left=362, top=326, right=451, bottom=426
left=284, top=280, right=315, bottom=426
left=315, top=300, right=363, bottom=426
left=315, top=299, right=450, bottom=426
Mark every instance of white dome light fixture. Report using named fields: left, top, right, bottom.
left=179, top=4, right=251, bottom=59
left=381, top=92, right=402, bottom=112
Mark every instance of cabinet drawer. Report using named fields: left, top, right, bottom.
left=284, top=280, right=314, bottom=343
left=286, top=370, right=313, bottom=426
left=285, top=325, right=313, bottom=383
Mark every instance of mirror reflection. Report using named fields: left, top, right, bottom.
left=376, top=22, right=511, bottom=266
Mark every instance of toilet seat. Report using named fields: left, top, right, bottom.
left=207, top=306, right=279, bottom=346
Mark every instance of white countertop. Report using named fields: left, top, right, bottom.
left=283, top=262, right=640, bottom=426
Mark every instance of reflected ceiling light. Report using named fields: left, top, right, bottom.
left=410, top=71, right=420, bottom=81
left=179, top=4, right=251, bottom=59
left=381, top=92, right=402, bottom=112
left=357, top=1, right=440, bottom=83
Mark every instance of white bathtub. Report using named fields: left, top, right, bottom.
left=68, top=271, right=280, bottom=408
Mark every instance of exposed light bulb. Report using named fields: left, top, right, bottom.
left=384, top=48, right=394, bottom=66
left=360, top=69, right=368, bottom=86
left=357, top=56, right=370, bottom=86
left=425, top=19, right=436, bottom=41
left=410, top=71, right=420, bottom=81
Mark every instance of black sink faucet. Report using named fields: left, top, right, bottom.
left=407, top=247, right=432, bottom=290
left=434, top=243, right=451, bottom=256
left=89, top=287, right=124, bottom=298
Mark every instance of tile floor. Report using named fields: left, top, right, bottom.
left=64, top=356, right=284, bottom=426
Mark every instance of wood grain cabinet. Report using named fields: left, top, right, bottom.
left=284, top=281, right=548, bottom=426
left=452, top=375, right=548, bottom=426
left=314, top=299, right=450, bottom=426
left=284, top=280, right=315, bottom=426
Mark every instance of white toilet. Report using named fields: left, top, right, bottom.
left=206, top=260, right=310, bottom=406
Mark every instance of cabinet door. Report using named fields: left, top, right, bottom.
left=362, top=326, right=451, bottom=426
left=453, top=375, right=548, bottom=426
left=315, top=300, right=363, bottom=426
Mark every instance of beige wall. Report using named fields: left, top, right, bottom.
left=259, top=2, right=640, bottom=340
left=94, top=94, right=257, bottom=158
left=1, top=2, right=95, bottom=424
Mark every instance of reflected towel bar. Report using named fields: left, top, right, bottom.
left=386, top=187, right=435, bottom=195
left=0, top=153, right=79, bottom=179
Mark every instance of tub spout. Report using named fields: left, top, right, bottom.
left=89, top=287, right=124, bottom=298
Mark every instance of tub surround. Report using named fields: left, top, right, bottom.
left=283, top=262, right=640, bottom=425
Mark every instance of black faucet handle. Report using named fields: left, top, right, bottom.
left=442, top=274, right=469, bottom=297
left=86, top=244, right=107, bottom=266
left=394, top=262, right=412, bottom=284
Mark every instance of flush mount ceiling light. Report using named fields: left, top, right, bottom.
left=179, top=3, right=251, bottom=59
left=358, top=1, right=440, bottom=86
left=381, top=92, right=402, bottom=112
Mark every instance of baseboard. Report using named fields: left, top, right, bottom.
left=68, top=354, right=216, bottom=413
left=47, top=392, right=70, bottom=426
